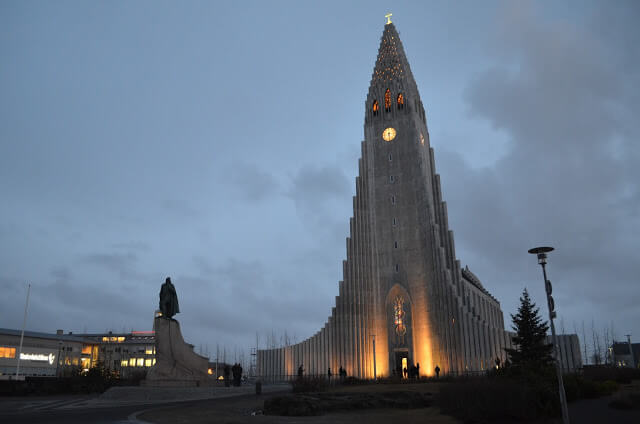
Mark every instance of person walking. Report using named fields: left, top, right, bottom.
left=435, top=365, right=440, bottom=379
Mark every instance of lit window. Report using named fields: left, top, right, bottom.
left=110, top=337, right=117, bottom=342
left=394, top=296, right=407, bottom=340
left=65, top=357, right=71, bottom=365
left=72, top=358, right=79, bottom=366
left=136, top=358, right=144, bottom=367
left=121, top=360, right=128, bottom=367
left=208, top=368, right=213, bottom=375
left=0, top=347, right=16, bottom=359
left=372, top=100, right=379, bottom=116
left=118, top=337, right=125, bottom=342
left=397, top=93, right=404, bottom=109
left=384, top=89, right=391, bottom=111
left=420, top=133, right=425, bottom=145
left=129, top=358, right=136, bottom=367
left=153, top=358, right=156, bottom=365
left=145, top=347, right=153, bottom=355
left=145, top=359, right=152, bottom=367
left=82, top=346, right=92, bottom=355
left=102, top=337, right=109, bottom=342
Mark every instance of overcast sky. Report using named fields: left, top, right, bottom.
left=1, top=0, right=638, bottom=363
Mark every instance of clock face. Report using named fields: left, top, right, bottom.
left=382, top=127, right=397, bottom=142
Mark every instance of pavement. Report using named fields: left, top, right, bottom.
left=0, top=383, right=289, bottom=424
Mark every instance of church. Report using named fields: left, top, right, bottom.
left=258, top=18, right=576, bottom=379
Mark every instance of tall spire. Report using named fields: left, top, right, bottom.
left=370, top=21, right=418, bottom=94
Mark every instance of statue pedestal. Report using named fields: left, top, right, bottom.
left=143, top=317, right=210, bottom=387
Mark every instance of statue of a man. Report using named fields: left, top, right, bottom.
left=159, top=277, right=180, bottom=319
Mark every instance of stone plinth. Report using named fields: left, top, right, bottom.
left=143, top=317, right=210, bottom=387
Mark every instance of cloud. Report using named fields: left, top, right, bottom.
left=287, top=164, right=352, bottom=243
left=228, top=163, right=280, bottom=202
left=437, top=1, right=640, bottom=339
left=79, top=252, right=140, bottom=280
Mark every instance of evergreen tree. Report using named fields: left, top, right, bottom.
left=505, top=288, right=554, bottom=367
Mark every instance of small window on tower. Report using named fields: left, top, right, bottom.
left=397, top=93, right=404, bottom=109
left=391, top=195, right=395, bottom=205
left=395, top=264, right=399, bottom=273
left=372, top=100, right=379, bottom=116
left=385, top=89, right=391, bottom=111
left=392, top=217, right=397, bottom=226
left=389, top=175, right=394, bottom=183
left=394, top=241, right=398, bottom=249
left=389, top=153, right=393, bottom=161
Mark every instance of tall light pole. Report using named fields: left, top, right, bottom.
left=15, top=283, right=31, bottom=380
left=528, top=247, right=569, bottom=424
left=370, top=334, right=377, bottom=380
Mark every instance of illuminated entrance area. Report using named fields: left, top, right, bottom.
left=394, top=350, right=409, bottom=378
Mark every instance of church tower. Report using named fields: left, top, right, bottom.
left=258, top=17, right=509, bottom=379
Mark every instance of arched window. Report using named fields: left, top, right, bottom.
left=397, top=93, right=404, bottom=110
left=372, top=100, right=379, bottom=116
left=384, top=89, right=391, bottom=111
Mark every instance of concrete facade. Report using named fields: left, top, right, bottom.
left=257, top=21, right=580, bottom=379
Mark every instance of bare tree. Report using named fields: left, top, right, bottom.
left=591, top=320, right=603, bottom=365
left=602, top=326, right=611, bottom=365
left=581, top=321, right=589, bottom=365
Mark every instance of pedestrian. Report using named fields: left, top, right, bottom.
left=224, top=364, right=231, bottom=387
left=403, top=366, right=408, bottom=379
left=298, top=364, right=304, bottom=378
left=435, top=365, right=440, bottom=379
left=416, top=362, right=420, bottom=378
left=236, top=363, right=243, bottom=386
left=327, top=367, right=332, bottom=382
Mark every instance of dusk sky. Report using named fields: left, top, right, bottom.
left=1, top=1, right=638, bottom=363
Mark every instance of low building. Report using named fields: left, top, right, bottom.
left=0, top=328, right=95, bottom=377
left=0, top=328, right=158, bottom=378
left=75, top=330, right=157, bottom=378
left=610, top=341, right=640, bottom=368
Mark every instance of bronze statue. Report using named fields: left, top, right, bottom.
left=159, top=277, right=180, bottom=319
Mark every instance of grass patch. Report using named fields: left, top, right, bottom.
left=290, top=376, right=328, bottom=393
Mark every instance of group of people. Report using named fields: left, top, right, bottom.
left=223, top=363, right=243, bottom=386
left=327, top=366, right=348, bottom=380
left=296, top=365, right=349, bottom=380
left=399, top=362, right=421, bottom=379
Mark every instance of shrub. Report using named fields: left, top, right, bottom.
left=437, top=376, right=560, bottom=422
left=563, top=374, right=619, bottom=401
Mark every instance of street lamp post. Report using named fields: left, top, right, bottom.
left=528, top=246, right=570, bottom=424
left=370, top=334, right=377, bottom=381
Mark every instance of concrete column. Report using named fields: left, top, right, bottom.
left=345, top=236, right=353, bottom=377
left=312, top=335, right=316, bottom=375
left=337, top=285, right=344, bottom=372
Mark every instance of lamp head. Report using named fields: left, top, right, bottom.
left=528, top=246, right=554, bottom=265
